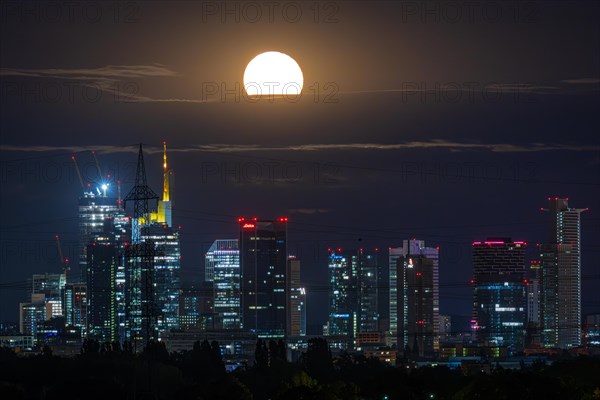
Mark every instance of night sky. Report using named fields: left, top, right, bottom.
left=1, top=1, right=599, bottom=331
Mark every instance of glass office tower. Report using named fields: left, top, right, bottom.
left=206, top=239, right=240, bottom=329
left=239, top=218, right=287, bottom=338
left=472, top=238, right=526, bottom=353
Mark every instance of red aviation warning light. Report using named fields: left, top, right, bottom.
left=278, top=217, right=288, bottom=222
left=242, top=223, right=255, bottom=229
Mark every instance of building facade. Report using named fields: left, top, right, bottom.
left=78, top=191, right=120, bottom=282
left=526, top=278, right=541, bottom=325
left=327, top=248, right=380, bottom=343
left=540, top=197, right=587, bottom=349
left=142, top=224, right=181, bottom=334
left=63, top=283, right=87, bottom=337
left=206, top=239, right=241, bottom=329
left=179, top=283, right=215, bottom=330
left=86, top=224, right=118, bottom=342
left=390, top=240, right=439, bottom=354
left=585, top=314, right=600, bottom=349
left=112, top=213, right=130, bottom=343
left=394, top=240, right=439, bottom=357
left=239, top=218, right=288, bottom=338
left=327, top=249, right=356, bottom=339
left=287, top=257, right=306, bottom=337
left=389, top=247, right=403, bottom=346
left=19, top=298, right=46, bottom=339
left=31, top=273, right=66, bottom=319
left=437, top=315, right=452, bottom=344
left=357, top=249, right=379, bottom=333
left=471, top=238, right=526, bottom=353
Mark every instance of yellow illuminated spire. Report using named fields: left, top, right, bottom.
left=163, top=141, right=170, bottom=202
left=153, top=140, right=172, bottom=225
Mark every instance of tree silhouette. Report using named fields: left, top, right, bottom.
left=269, top=339, right=287, bottom=366
left=301, top=338, right=333, bottom=381
left=254, top=339, right=269, bottom=369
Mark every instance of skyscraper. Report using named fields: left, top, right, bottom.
left=86, top=221, right=118, bottom=342
left=144, top=142, right=181, bottom=334
left=526, top=278, right=541, bottom=325
left=389, top=247, right=403, bottom=346
left=83, top=211, right=131, bottom=343
left=142, top=225, right=181, bottom=333
left=393, top=240, right=439, bottom=357
left=299, top=288, right=307, bottom=337
left=390, top=240, right=439, bottom=353
left=73, top=157, right=123, bottom=340
left=327, top=249, right=356, bottom=338
left=112, top=212, right=131, bottom=343
left=287, top=257, right=306, bottom=337
left=78, top=190, right=120, bottom=282
left=206, top=239, right=241, bottom=330
left=63, top=283, right=87, bottom=337
left=357, top=249, right=379, bottom=334
left=327, top=248, right=379, bottom=343
left=471, top=238, right=526, bottom=352
left=540, top=197, right=587, bottom=349
left=239, top=217, right=288, bottom=338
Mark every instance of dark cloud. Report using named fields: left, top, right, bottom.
left=560, top=78, right=600, bottom=84
left=1, top=141, right=597, bottom=154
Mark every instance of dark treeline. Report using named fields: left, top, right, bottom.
left=0, top=338, right=599, bottom=400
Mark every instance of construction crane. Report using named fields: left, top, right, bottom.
left=71, top=155, right=84, bottom=188
left=117, top=179, right=123, bottom=209
left=55, top=234, right=69, bottom=280
left=91, top=150, right=103, bottom=181
left=92, top=150, right=113, bottom=197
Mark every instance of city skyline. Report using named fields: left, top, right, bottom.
left=1, top=2, right=600, bottom=398
left=0, top=143, right=596, bottom=338
left=1, top=0, right=598, bottom=346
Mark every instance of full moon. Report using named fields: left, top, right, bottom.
left=243, top=51, right=303, bottom=97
